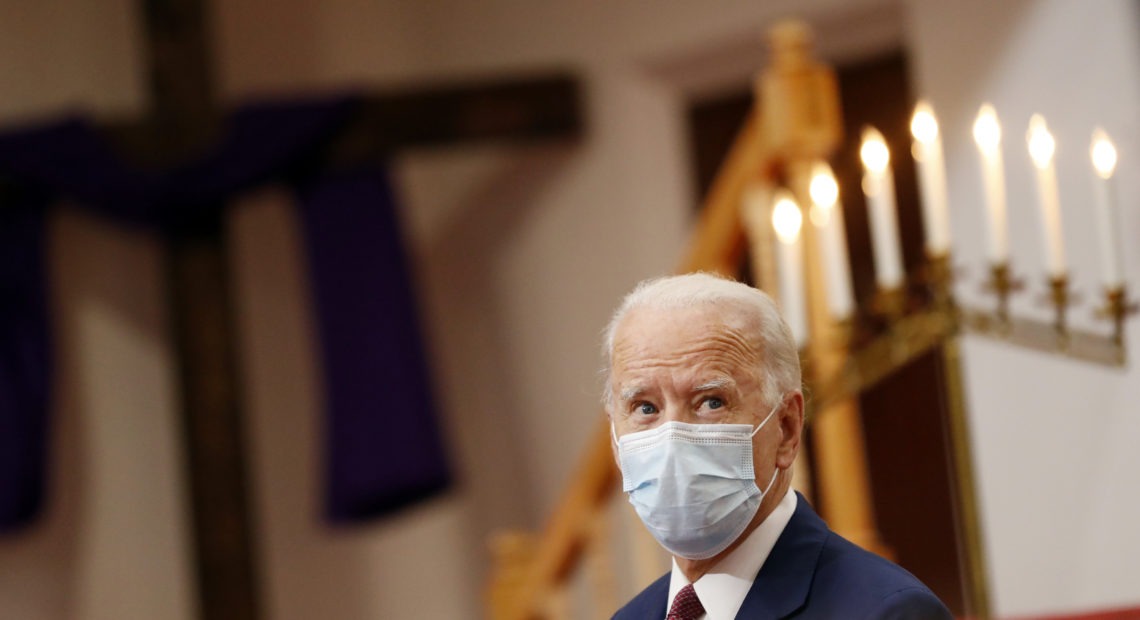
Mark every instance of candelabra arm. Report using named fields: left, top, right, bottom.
left=925, top=252, right=958, bottom=321
left=983, top=263, right=1022, bottom=333
left=1048, top=276, right=1071, bottom=350
left=1098, top=286, right=1139, bottom=364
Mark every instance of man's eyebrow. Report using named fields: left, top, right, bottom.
left=693, top=378, right=734, bottom=392
left=619, top=385, right=648, bottom=402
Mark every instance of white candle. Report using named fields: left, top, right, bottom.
left=973, top=104, right=1009, bottom=264
left=1091, top=128, right=1124, bottom=288
left=860, top=127, right=905, bottom=290
left=772, top=190, right=808, bottom=346
left=911, top=102, right=951, bottom=255
left=1027, top=114, right=1066, bottom=279
left=809, top=162, right=855, bottom=319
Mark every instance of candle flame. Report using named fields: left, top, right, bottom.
left=860, top=127, right=890, bottom=173
left=973, top=104, right=1001, bottom=154
left=809, top=162, right=839, bottom=230
left=1027, top=114, right=1055, bottom=170
left=1091, top=128, right=1117, bottom=179
left=772, top=191, right=803, bottom=244
left=911, top=102, right=939, bottom=144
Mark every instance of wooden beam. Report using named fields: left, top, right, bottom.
left=137, top=0, right=221, bottom=159
left=138, top=2, right=262, bottom=620
left=166, top=224, right=261, bottom=620
left=353, top=74, right=581, bottom=151
left=105, top=73, right=582, bottom=166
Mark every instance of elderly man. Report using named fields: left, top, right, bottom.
left=606, top=273, right=951, bottom=620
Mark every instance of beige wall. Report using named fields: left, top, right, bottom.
left=0, top=0, right=143, bottom=122
left=2, top=0, right=1138, bottom=618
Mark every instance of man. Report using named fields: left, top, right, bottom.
left=605, top=273, right=952, bottom=620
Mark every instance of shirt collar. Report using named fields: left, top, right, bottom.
left=666, top=489, right=797, bottom=620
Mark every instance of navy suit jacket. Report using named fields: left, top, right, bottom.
left=613, top=493, right=952, bottom=619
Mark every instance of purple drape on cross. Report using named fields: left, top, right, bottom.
left=0, top=99, right=451, bottom=532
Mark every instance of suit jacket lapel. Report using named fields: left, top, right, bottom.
left=735, top=493, right=828, bottom=619
left=614, top=572, right=670, bottom=619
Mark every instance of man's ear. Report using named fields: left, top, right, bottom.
left=775, top=391, right=805, bottom=469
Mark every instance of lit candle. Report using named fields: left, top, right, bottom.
left=809, top=162, right=855, bottom=319
left=1091, top=128, right=1124, bottom=288
left=973, top=104, right=1008, bottom=264
left=860, top=127, right=905, bottom=290
left=911, top=102, right=951, bottom=256
left=772, top=190, right=808, bottom=346
left=1027, top=114, right=1066, bottom=278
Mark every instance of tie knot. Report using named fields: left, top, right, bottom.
left=667, top=583, right=705, bottom=620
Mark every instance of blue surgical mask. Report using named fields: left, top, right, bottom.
left=614, top=404, right=780, bottom=560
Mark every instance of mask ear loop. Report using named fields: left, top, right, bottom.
left=750, top=398, right=783, bottom=437
left=752, top=400, right=785, bottom=495
left=610, top=420, right=622, bottom=469
left=760, top=464, right=780, bottom=495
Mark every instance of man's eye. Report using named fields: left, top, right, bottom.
left=637, top=402, right=658, bottom=415
left=705, top=397, right=724, bottom=410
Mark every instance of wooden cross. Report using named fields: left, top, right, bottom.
left=119, top=2, right=581, bottom=618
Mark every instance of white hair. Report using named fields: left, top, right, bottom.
left=601, top=272, right=801, bottom=409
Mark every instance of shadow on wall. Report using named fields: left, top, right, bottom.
left=413, top=142, right=579, bottom=537
left=0, top=210, right=180, bottom=619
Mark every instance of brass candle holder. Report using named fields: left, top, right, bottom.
left=923, top=252, right=958, bottom=318
left=983, top=262, right=1023, bottom=333
left=1098, top=286, right=1139, bottom=364
left=872, top=285, right=908, bottom=323
left=1046, top=275, right=1072, bottom=350
left=871, top=285, right=910, bottom=362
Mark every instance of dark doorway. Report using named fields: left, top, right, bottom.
left=685, top=50, right=967, bottom=615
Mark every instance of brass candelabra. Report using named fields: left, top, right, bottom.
left=961, top=260, right=1136, bottom=366
left=806, top=252, right=1136, bottom=415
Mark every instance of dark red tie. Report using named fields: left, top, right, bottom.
left=667, top=584, right=705, bottom=620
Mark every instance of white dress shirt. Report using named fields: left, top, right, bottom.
left=665, top=489, right=797, bottom=620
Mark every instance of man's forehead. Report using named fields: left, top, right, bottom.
left=609, top=306, right=762, bottom=396
left=612, top=304, right=758, bottom=354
